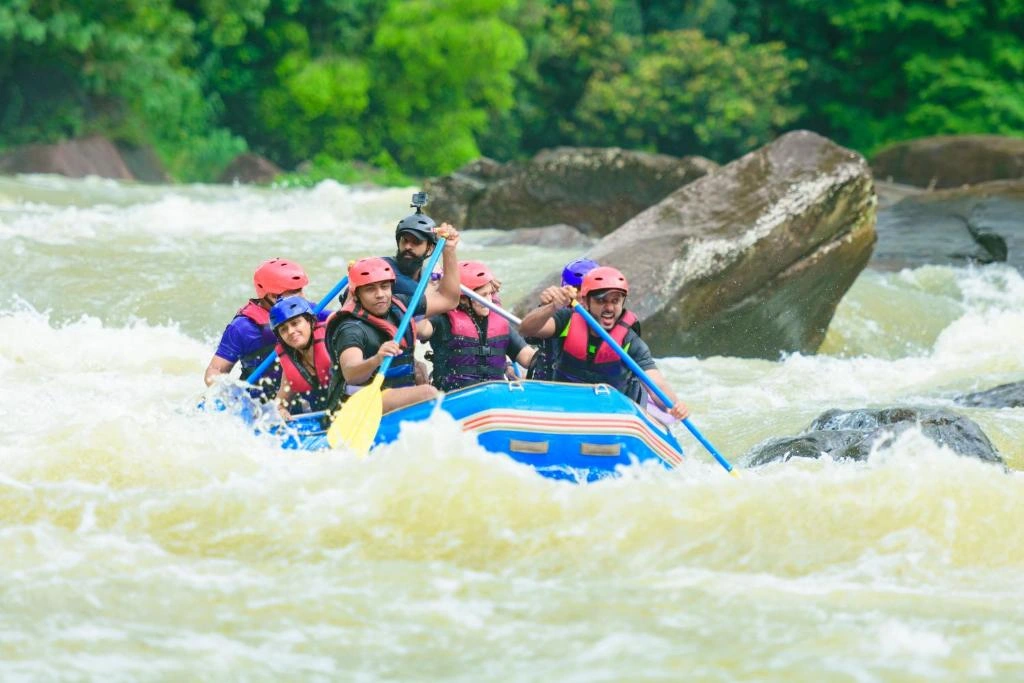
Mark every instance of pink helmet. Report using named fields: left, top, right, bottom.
left=254, top=259, right=309, bottom=297
left=458, top=261, right=494, bottom=290
left=580, top=266, right=629, bottom=297
left=348, top=257, right=396, bottom=289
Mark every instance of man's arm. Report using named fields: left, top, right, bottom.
left=204, top=355, right=235, bottom=385
left=643, top=368, right=690, bottom=420
left=519, top=285, right=575, bottom=338
left=423, top=224, right=461, bottom=317
left=415, top=318, right=435, bottom=341
left=339, top=341, right=402, bottom=385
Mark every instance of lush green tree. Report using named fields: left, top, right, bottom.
left=367, top=0, right=527, bottom=174
left=0, top=0, right=244, bottom=179
left=479, top=0, right=632, bottom=159
left=574, top=30, right=805, bottom=161
left=729, top=0, right=1024, bottom=153
left=186, top=0, right=385, bottom=168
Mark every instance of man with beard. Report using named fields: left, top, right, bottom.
left=326, top=226, right=462, bottom=414
left=382, top=206, right=439, bottom=298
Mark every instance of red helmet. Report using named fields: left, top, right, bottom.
left=254, top=259, right=309, bottom=297
left=458, top=260, right=494, bottom=290
left=348, top=257, right=396, bottom=289
left=580, top=266, right=629, bottom=297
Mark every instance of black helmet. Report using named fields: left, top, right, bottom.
left=395, top=212, right=437, bottom=245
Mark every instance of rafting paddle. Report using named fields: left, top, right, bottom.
left=245, top=275, right=350, bottom=384
left=326, top=239, right=447, bottom=454
left=459, top=284, right=522, bottom=325
left=570, top=299, right=739, bottom=477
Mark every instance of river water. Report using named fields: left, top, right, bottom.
left=2, top=175, right=1023, bottom=681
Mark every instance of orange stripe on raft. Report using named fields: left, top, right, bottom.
left=459, top=410, right=683, bottom=466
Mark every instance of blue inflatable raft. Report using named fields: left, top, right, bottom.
left=268, top=380, right=683, bottom=481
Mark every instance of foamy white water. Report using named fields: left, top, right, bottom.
left=2, top=175, right=1023, bottom=681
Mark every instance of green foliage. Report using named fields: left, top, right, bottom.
left=368, top=0, right=527, bottom=174
left=0, top=0, right=243, bottom=179
left=275, top=153, right=415, bottom=188
left=2, top=0, right=1022, bottom=182
left=729, top=0, right=1024, bottom=154
left=574, top=30, right=805, bottom=161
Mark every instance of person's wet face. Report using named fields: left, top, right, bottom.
left=395, top=233, right=433, bottom=276
left=356, top=281, right=393, bottom=316
left=586, top=289, right=626, bottom=330
left=467, top=282, right=497, bottom=316
left=277, top=315, right=313, bottom=350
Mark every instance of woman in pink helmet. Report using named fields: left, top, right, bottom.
left=204, top=258, right=324, bottom=398
left=416, top=261, right=536, bottom=392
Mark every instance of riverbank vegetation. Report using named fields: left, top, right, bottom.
left=2, top=0, right=1021, bottom=182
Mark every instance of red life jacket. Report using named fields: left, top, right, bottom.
left=335, top=296, right=416, bottom=350
left=275, top=322, right=332, bottom=393
left=562, top=309, right=638, bottom=362
left=555, top=309, right=639, bottom=389
left=327, top=296, right=417, bottom=389
left=232, top=300, right=277, bottom=382
left=236, top=300, right=270, bottom=326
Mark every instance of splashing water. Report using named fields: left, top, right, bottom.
left=2, top=176, right=1024, bottom=680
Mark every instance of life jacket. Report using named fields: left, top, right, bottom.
left=328, top=296, right=417, bottom=393
left=526, top=336, right=560, bottom=381
left=554, top=309, right=639, bottom=390
left=433, top=308, right=510, bottom=391
left=275, top=322, right=333, bottom=394
left=232, top=299, right=279, bottom=397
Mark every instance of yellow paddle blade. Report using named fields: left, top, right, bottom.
left=326, top=374, right=385, bottom=455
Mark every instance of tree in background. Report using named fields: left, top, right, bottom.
left=729, top=0, right=1024, bottom=153
left=367, top=0, right=527, bottom=175
left=0, top=0, right=245, bottom=180
left=574, top=30, right=805, bottom=161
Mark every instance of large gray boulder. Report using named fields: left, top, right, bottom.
left=871, top=179, right=1024, bottom=271
left=741, top=407, right=1003, bottom=468
left=871, top=135, right=1024, bottom=189
left=0, top=135, right=135, bottom=180
left=957, top=381, right=1024, bottom=408
left=517, top=131, right=876, bottom=359
left=425, top=147, right=716, bottom=236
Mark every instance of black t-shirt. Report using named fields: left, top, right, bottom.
left=329, top=293, right=427, bottom=361
left=551, top=308, right=656, bottom=370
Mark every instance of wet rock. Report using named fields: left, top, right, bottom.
left=871, top=135, right=1024, bottom=189
left=742, top=407, right=1004, bottom=468
left=957, top=381, right=1024, bottom=408
left=871, top=180, right=1024, bottom=270
left=115, top=142, right=170, bottom=183
left=477, top=224, right=596, bottom=249
left=0, top=135, right=134, bottom=180
left=425, top=147, right=716, bottom=236
left=217, top=153, right=282, bottom=184
left=517, top=131, right=876, bottom=359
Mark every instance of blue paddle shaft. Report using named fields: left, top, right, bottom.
left=378, top=237, right=447, bottom=377
left=245, top=275, right=349, bottom=384
left=570, top=301, right=735, bottom=474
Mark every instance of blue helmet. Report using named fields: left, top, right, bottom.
left=269, top=296, right=314, bottom=329
left=561, top=258, right=600, bottom=287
